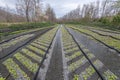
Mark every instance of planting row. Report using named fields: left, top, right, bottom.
left=89, top=29, right=120, bottom=40
left=0, top=27, right=52, bottom=53
left=69, top=26, right=120, bottom=52
left=87, top=26, right=120, bottom=34
left=61, top=27, right=119, bottom=80
left=78, top=41, right=118, bottom=80
left=62, top=27, right=99, bottom=80
left=0, top=34, right=34, bottom=51
left=0, top=27, right=58, bottom=80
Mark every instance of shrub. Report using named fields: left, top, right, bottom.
left=112, top=15, right=120, bottom=28
left=99, top=18, right=110, bottom=25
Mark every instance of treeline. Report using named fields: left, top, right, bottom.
left=0, top=22, right=53, bottom=32
left=0, top=0, right=56, bottom=23
left=60, top=0, right=120, bottom=29
left=0, top=7, right=25, bottom=22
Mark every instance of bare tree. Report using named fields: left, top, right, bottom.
left=16, top=0, right=34, bottom=22
left=32, top=0, right=43, bottom=22
left=102, top=0, right=109, bottom=17
left=5, top=5, right=12, bottom=22
left=113, top=0, right=120, bottom=14
left=45, top=4, right=56, bottom=23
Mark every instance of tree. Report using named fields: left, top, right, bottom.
left=102, top=0, right=108, bottom=17
left=113, top=0, right=120, bottom=14
left=16, top=0, right=34, bottom=22
left=32, top=0, right=43, bottom=22
left=45, top=4, right=56, bottom=23
left=112, top=14, right=120, bottom=28
left=5, top=5, right=12, bottom=22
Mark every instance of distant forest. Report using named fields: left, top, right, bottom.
left=60, top=0, right=120, bottom=29
left=0, top=0, right=56, bottom=23
left=0, top=0, right=120, bottom=29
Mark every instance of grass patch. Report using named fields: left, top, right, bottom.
left=64, top=21, right=120, bottom=31
left=0, top=22, right=54, bottom=41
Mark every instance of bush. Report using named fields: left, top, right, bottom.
left=0, top=22, right=54, bottom=39
left=112, top=15, right=120, bottom=28
left=10, top=22, right=54, bottom=31
left=99, top=18, right=110, bottom=25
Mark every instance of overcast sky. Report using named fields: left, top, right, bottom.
left=0, top=0, right=104, bottom=18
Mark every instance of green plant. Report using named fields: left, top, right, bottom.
left=81, top=66, right=95, bottom=80
left=87, top=53, right=95, bottom=59
left=31, top=42, right=47, bottom=50
left=112, top=15, right=120, bottom=28
left=3, top=58, right=30, bottom=80
left=27, top=45, right=45, bottom=55
left=0, top=77, right=5, bottom=80
left=21, top=48, right=42, bottom=62
left=0, top=22, right=54, bottom=41
left=14, top=53, right=39, bottom=73
left=66, top=51, right=82, bottom=61
left=1, top=27, right=58, bottom=80
left=99, top=18, right=110, bottom=25
left=66, top=47, right=79, bottom=53
left=68, top=57, right=88, bottom=72
left=73, top=75, right=79, bottom=80
left=0, top=34, right=34, bottom=50
left=70, top=26, right=120, bottom=50
left=93, top=60, right=103, bottom=69
left=104, top=70, right=118, bottom=80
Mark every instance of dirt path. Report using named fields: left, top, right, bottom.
left=45, top=29, right=64, bottom=80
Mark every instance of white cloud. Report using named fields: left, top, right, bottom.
left=0, top=0, right=16, bottom=9
left=62, top=3, right=78, bottom=10
left=43, top=0, right=102, bottom=18
left=0, top=0, right=6, bottom=7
